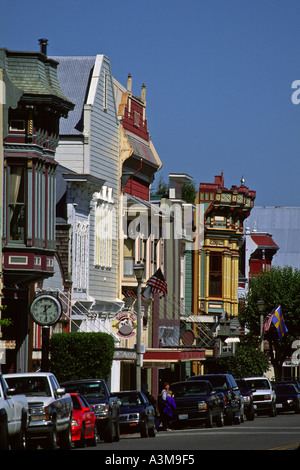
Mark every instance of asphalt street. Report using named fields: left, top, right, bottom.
left=77, top=412, right=300, bottom=452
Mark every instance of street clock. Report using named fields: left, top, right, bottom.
left=30, top=293, right=62, bottom=327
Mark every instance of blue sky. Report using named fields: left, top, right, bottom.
left=3, top=0, right=300, bottom=206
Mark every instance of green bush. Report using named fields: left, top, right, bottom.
left=49, top=332, right=115, bottom=383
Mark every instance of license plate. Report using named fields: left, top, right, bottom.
left=276, top=403, right=283, bottom=408
left=178, top=414, right=188, bottom=420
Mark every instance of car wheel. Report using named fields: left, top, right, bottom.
left=103, top=418, right=114, bottom=443
left=86, top=425, right=98, bottom=447
left=148, top=423, right=156, bottom=437
left=225, top=408, right=233, bottom=425
left=205, top=410, right=213, bottom=428
left=0, top=416, right=9, bottom=450
left=246, top=406, right=255, bottom=421
left=45, top=423, right=58, bottom=450
left=269, top=401, right=277, bottom=417
left=60, top=421, right=72, bottom=450
left=114, top=421, right=120, bottom=442
left=75, top=424, right=85, bottom=448
left=217, top=410, right=224, bottom=427
left=140, top=420, right=149, bottom=438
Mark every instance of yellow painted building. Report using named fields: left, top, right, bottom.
left=193, top=173, right=256, bottom=320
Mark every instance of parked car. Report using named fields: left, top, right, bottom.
left=111, top=390, right=156, bottom=438
left=62, top=379, right=119, bottom=443
left=273, top=382, right=300, bottom=414
left=236, top=379, right=255, bottom=421
left=243, top=377, right=277, bottom=417
left=191, top=374, right=242, bottom=425
left=0, top=372, right=28, bottom=450
left=70, top=393, right=97, bottom=447
left=170, top=380, right=224, bottom=429
left=4, top=372, right=73, bottom=450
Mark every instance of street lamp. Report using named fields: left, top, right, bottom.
left=257, top=299, right=265, bottom=352
left=134, top=261, right=144, bottom=391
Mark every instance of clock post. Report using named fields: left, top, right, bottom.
left=29, top=293, right=62, bottom=372
left=41, top=327, right=50, bottom=372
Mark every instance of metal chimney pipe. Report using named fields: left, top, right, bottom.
left=38, top=38, right=48, bottom=55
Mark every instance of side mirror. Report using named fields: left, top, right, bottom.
left=56, top=387, right=66, bottom=396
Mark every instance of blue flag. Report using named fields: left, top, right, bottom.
left=272, top=306, right=288, bottom=339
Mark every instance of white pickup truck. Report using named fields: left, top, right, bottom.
left=244, top=376, right=277, bottom=417
left=0, top=372, right=28, bottom=450
left=4, top=372, right=73, bottom=450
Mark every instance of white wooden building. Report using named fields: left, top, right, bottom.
left=44, top=55, right=124, bottom=389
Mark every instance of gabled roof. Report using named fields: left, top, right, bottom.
left=52, top=56, right=96, bottom=135
left=251, top=235, right=279, bottom=249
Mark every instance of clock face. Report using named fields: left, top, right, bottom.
left=30, top=294, right=62, bottom=326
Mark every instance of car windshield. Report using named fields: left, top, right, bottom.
left=201, top=376, right=228, bottom=391
left=5, top=376, right=51, bottom=397
left=236, top=380, right=250, bottom=393
left=246, top=379, right=270, bottom=390
left=275, top=384, right=296, bottom=394
left=171, top=382, right=211, bottom=397
left=65, top=382, right=106, bottom=398
left=112, top=393, right=143, bottom=406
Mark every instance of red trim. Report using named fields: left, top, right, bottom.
left=143, top=348, right=205, bottom=363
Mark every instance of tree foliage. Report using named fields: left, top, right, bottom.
left=239, top=266, right=300, bottom=378
left=49, top=332, right=115, bottom=383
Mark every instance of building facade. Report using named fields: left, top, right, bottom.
left=192, top=173, right=256, bottom=370
left=0, top=44, right=73, bottom=372
left=43, top=55, right=124, bottom=389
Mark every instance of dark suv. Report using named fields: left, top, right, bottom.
left=191, top=374, right=242, bottom=425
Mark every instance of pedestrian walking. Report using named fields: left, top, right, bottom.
left=156, top=383, right=176, bottom=431
left=162, top=390, right=176, bottom=431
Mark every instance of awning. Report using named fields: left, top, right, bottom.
left=143, top=348, right=205, bottom=368
left=251, top=235, right=279, bottom=250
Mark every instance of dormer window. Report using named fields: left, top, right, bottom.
left=134, top=111, right=140, bottom=127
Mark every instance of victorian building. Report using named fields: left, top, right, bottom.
left=191, top=173, right=256, bottom=372
left=41, top=54, right=124, bottom=389
left=0, top=43, right=74, bottom=372
left=113, top=75, right=163, bottom=392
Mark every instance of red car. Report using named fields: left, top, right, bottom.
left=70, top=393, right=97, bottom=447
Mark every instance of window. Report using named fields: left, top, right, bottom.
left=123, top=237, right=134, bottom=277
left=103, top=71, right=108, bottom=110
left=134, top=111, right=140, bottom=127
left=95, top=202, right=112, bottom=268
left=209, top=252, right=222, bottom=297
left=9, top=166, right=26, bottom=242
left=74, top=220, right=89, bottom=291
left=9, top=120, right=25, bottom=131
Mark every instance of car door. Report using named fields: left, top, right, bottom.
left=0, top=375, right=17, bottom=434
left=49, top=375, right=67, bottom=426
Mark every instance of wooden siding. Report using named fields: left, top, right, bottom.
left=123, top=176, right=150, bottom=200
left=122, top=95, right=149, bottom=142
left=55, top=137, right=84, bottom=173
left=87, top=56, right=120, bottom=303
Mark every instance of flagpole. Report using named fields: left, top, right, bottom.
left=134, top=262, right=144, bottom=391
left=257, top=299, right=265, bottom=352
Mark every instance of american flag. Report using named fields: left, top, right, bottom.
left=143, top=268, right=168, bottom=299
left=263, top=311, right=275, bottom=333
